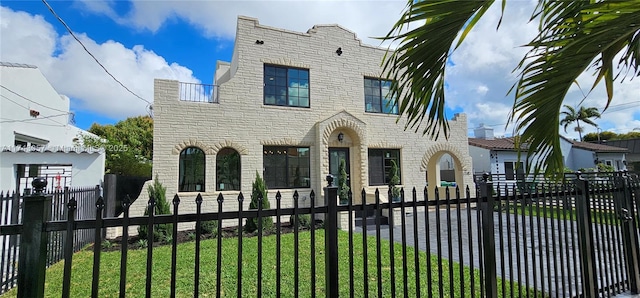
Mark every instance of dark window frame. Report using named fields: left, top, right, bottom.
left=263, top=64, right=310, bottom=108
left=216, top=147, right=241, bottom=191
left=179, top=147, right=206, bottom=192
left=263, top=146, right=311, bottom=189
left=364, top=77, right=398, bottom=115
left=368, top=149, right=401, bottom=186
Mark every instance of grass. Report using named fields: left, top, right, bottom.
left=500, top=200, right=622, bottom=225
left=3, top=230, right=537, bottom=297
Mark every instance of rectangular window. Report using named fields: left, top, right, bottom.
left=264, top=65, right=309, bottom=108
left=504, top=161, right=524, bottom=180
left=368, top=149, right=401, bottom=186
left=364, top=78, right=398, bottom=114
left=263, top=146, right=311, bottom=189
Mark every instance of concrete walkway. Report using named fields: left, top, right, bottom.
left=355, top=206, right=632, bottom=297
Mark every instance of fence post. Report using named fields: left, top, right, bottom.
left=615, top=172, right=640, bottom=293
left=575, top=174, right=598, bottom=297
left=17, top=178, right=51, bottom=298
left=479, top=173, right=498, bottom=298
left=103, top=174, right=117, bottom=218
left=324, top=175, right=339, bottom=298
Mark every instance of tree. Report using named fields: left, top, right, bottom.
left=138, top=175, right=172, bottom=242
left=337, top=159, right=350, bottom=205
left=560, top=105, right=601, bottom=141
left=244, top=172, right=273, bottom=234
left=382, top=0, right=639, bottom=176
left=584, top=130, right=640, bottom=142
left=77, top=116, right=153, bottom=177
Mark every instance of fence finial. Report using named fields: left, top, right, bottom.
left=32, top=177, right=47, bottom=194
left=482, top=172, right=490, bottom=182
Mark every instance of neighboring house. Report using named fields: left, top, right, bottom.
left=592, top=138, right=640, bottom=171
left=468, top=124, right=531, bottom=181
left=150, top=16, right=474, bottom=216
left=468, top=124, right=627, bottom=181
left=560, top=136, right=627, bottom=171
left=0, top=62, right=106, bottom=193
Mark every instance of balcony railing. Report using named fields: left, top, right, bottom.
left=179, top=82, right=218, bottom=103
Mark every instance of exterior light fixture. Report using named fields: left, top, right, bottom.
left=337, top=132, right=344, bottom=142
left=336, top=47, right=342, bottom=56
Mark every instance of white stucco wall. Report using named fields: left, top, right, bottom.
left=469, top=146, right=490, bottom=174
left=0, top=63, right=106, bottom=191
left=152, top=16, right=475, bottom=217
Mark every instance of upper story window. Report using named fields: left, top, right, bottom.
left=179, top=147, right=205, bottom=192
left=364, top=78, right=398, bottom=114
left=264, top=65, right=309, bottom=108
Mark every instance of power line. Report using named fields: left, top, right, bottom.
left=0, top=113, right=70, bottom=123
left=41, top=0, right=152, bottom=106
left=1, top=85, right=71, bottom=114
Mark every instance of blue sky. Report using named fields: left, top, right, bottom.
left=1, top=1, right=638, bottom=138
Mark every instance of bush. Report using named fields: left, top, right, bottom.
left=290, top=214, right=313, bottom=229
left=338, top=159, right=350, bottom=205
left=199, top=220, right=219, bottom=236
left=389, top=160, right=401, bottom=202
left=138, top=175, right=173, bottom=242
left=244, top=172, right=273, bottom=234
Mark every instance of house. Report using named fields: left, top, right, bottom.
left=560, top=136, right=627, bottom=171
left=149, top=16, right=475, bottom=218
left=468, top=124, right=627, bottom=181
left=587, top=138, right=639, bottom=171
left=0, top=62, right=106, bottom=193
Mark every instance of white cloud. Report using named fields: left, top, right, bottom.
left=76, top=0, right=406, bottom=47
left=0, top=6, right=199, bottom=119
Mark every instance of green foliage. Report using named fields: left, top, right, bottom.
left=289, top=214, right=313, bottom=229
left=101, top=240, right=114, bottom=250
left=337, top=159, right=350, bottom=204
left=244, top=172, right=273, bottom=233
left=138, top=176, right=173, bottom=242
left=382, top=0, right=640, bottom=176
left=389, top=160, right=401, bottom=202
left=136, top=239, right=147, bottom=249
left=199, top=220, right=219, bottom=237
left=77, top=116, right=153, bottom=177
left=597, top=163, right=615, bottom=172
left=583, top=131, right=640, bottom=142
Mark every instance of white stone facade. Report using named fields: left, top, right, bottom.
left=148, top=16, right=474, bottom=229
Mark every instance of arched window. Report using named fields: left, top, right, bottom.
left=216, top=148, right=241, bottom=191
left=179, top=147, right=205, bottom=192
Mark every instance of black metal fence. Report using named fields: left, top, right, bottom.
left=178, top=82, right=218, bottom=103
left=0, top=185, right=99, bottom=294
left=2, top=173, right=640, bottom=297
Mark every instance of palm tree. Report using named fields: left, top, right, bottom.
left=382, top=0, right=639, bottom=176
left=560, top=105, right=601, bottom=141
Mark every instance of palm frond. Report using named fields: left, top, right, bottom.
left=510, top=0, right=640, bottom=176
left=381, top=0, right=496, bottom=139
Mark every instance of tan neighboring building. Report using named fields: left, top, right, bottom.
left=150, top=16, right=474, bottom=218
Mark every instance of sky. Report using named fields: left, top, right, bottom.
left=1, top=0, right=638, bottom=139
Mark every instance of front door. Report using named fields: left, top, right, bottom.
left=329, top=148, right=350, bottom=189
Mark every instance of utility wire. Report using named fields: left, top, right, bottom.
left=1, top=94, right=69, bottom=126
left=1, top=85, right=72, bottom=114
left=41, top=0, right=152, bottom=107
left=0, top=113, right=69, bottom=123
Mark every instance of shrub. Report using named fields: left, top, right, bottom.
left=290, top=214, right=313, bottom=229
left=138, top=175, right=173, bottom=242
left=389, top=160, right=401, bottom=202
left=199, top=220, right=219, bottom=237
left=244, top=172, right=273, bottom=234
left=338, top=159, right=350, bottom=205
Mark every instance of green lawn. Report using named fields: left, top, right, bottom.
left=3, top=230, right=536, bottom=297
left=501, top=200, right=622, bottom=225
